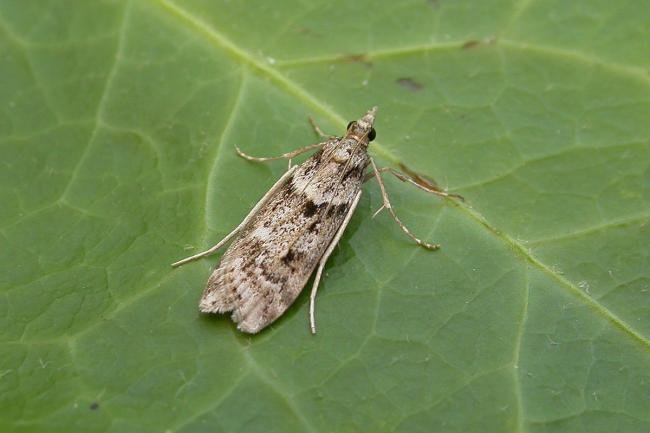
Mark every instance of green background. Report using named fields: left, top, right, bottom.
left=1, top=0, right=649, bottom=432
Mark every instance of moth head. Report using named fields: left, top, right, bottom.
left=346, top=106, right=377, bottom=143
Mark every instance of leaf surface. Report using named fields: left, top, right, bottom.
left=1, top=1, right=649, bottom=432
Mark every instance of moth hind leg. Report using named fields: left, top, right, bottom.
left=172, top=231, right=238, bottom=268
left=171, top=166, right=298, bottom=268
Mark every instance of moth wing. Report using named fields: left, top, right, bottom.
left=200, top=175, right=363, bottom=332
left=200, top=144, right=366, bottom=333
left=200, top=194, right=351, bottom=333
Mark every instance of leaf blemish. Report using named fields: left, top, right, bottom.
left=461, top=35, right=497, bottom=50
left=462, top=40, right=480, bottom=50
left=396, top=77, right=424, bottom=92
left=339, top=53, right=373, bottom=67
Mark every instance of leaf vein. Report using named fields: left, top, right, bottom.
left=450, top=200, right=650, bottom=349
left=59, top=1, right=132, bottom=202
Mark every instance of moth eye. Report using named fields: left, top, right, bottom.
left=368, top=128, right=376, bottom=141
left=346, top=121, right=355, bottom=130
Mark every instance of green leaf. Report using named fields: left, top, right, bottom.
left=1, top=0, right=649, bottom=432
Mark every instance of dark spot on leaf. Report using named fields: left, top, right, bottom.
left=90, top=402, right=99, bottom=410
left=339, top=53, right=372, bottom=67
left=462, top=40, right=480, bottom=50
left=396, top=77, right=423, bottom=92
left=298, top=27, right=314, bottom=35
left=461, top=36, right=497, bottom=50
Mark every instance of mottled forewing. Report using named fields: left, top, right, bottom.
left=200, top=145, right=367, bottom=333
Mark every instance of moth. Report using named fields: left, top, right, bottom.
left=172, top=107, right=456, bottom=334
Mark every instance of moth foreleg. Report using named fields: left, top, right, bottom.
left=236, top=142, right=325, bottom=170
left=367, top=157, right=440, bottom=251
left=171, top=165, right=299, bottom=268
left=309, top=190, right=362, bottom=334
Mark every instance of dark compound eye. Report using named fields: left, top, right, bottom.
left=346, top=121, right=355, bottom=130
left=368, top=128, right=376, bottom=141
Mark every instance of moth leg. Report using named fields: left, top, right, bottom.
left=309, top=190, right=362, bottom=334
left=367, top=157, right=440, bottom=251
left=171, top=165, right=299, bottom=268
left=364, top=167, right=463, bottom=200
left=236, top=142, right=324, bottom=164
left=308, top=116, right=331, bottom=138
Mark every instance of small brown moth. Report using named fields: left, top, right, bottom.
left=172, top=107, right=454, bottom=334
